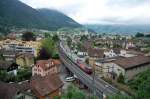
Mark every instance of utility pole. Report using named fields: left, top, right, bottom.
left=92, top=60, right=96, bottom=98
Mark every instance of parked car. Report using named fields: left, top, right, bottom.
left=65, top=76, right=75, bottom=82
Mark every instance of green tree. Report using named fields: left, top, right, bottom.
left=117, top=73, right=125, bottom=84
left=128, top=69, right=150, bottom=99
left=108, top=95, right=133, bottom=99
left=85, top=58, right=89, bottom=64
left=67, top=37, right=72, bottom=47
left=80, top=35, right=88, bottom=42
left=60, top=85, right=98, bottom=99
left=38, top=37, right=58, bottom=59
left=44, top=33, right=51, bottom=38
left=22, top=32, right=36, bottom=41
left=41, top=38, right=55, bottom=55
left=145, top=34, right=150, bottom=38
left=52, top=34, right=59, bottom=42
left=135, top=32, right=144, bottom=38
left=0, top=70, right=8, bottom=82
left=62, top=85, right=86, bottom=99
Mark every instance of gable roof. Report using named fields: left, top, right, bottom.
left=0, top=81, right=19, bottom=99
left=30, top=74, right=63, bottom=97
left=52, top=59, right=61, bottom=65
left=88, top=48, right=104, bottom=58
left=113, top=55, right=150, bottom=70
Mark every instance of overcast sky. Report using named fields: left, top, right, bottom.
left=20, top=0, right=150, bottom=24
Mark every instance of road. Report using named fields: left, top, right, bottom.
left=59, top=42, right=119, bottom=98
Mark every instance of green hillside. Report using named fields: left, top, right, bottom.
left=0, top=0, right=80, bottom=33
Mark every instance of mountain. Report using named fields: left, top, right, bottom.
left=85, top=24, right=150, bottom=35
left=0, top=0, right=80, bottom=33
left=38, top=9, right=80, bottom=29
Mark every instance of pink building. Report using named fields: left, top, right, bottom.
left=32, top=59, right=58, bottom=77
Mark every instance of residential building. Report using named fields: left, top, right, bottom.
left=95, top=55, right=150, bottom=80
left=15, top=45, right=35, bottom=55
left=0, top=49, right=17, bottom=62
left=87, top=48, right=104, bottom=66
left=0, top=39, right=41, bottom=57
left=30, top=74, right=63, bottom=99
left=0, top=81, right=35, bottom=99
left=16, top=53, right=34, bottom=67
left=32, top=59, right=58, bottom=77
left=104, top=49, right=118, bottom=58
left=0, top=60, right=18, bottom=76
left=53, top=59, right=62, bottom=73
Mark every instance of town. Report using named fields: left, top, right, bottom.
left=0, top=30, right=149, bottom=99
left=0, top=0, right=150, bottom=99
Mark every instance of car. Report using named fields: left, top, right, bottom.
left=65, top=76, right=75, bottom=82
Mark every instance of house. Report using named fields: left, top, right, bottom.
left=0, top=81, right=35, bottom=99
left=88, top=48, right=104, bottom=58
left=95, top=55, right=150, bottom=80
left=0, top=60, right=18, bottom=76
left=6, top=33, right=16, bottom=40
left=52, top=59, right=62, bottom=73
left=88, top=48, right=104, bottom=66
left=16, top=53, right=34, bottom=67
left=104, top=49, right=118, bottom=58
left=0, top=49, right=17, bottom=62
left=32, top=59, right=58, bottom=77
left=30, top=74, right=63, bottom=99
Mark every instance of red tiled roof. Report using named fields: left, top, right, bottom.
left=30, top=74, right=63, bottom=97
left=52, top=59, right=61, bottom=65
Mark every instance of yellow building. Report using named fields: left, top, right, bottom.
left=16, top=53, right=34, bottom=67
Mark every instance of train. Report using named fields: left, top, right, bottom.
left=60, top=42, right=93, bottom=75
left=76, top=59, right=93, bottom=74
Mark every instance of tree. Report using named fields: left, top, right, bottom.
left=128, top=69, right=150, bottom=99
left=38, top=37, right=58, bottom=59
left=44, top=33, right=51, bottom=38
left=38, top=48, right=51, bottom=59
left=117, top=73, right=125, bottom=84
left=108, top=95, right=133, bottom=99
left=52, top=52, right=59, bottom=59
left=85, top=58, right=89, bottom=64
left=22, top=32, right=36, bottom=41
left=145, top=34, right=150, bottom=38
left=60, top=85, right=98, bottom=99
left=52, top=34, right=59, bottom=42
left=61, top=85, right=87, bottom=99
left=80, top=35, right=88, bottom=42
left=67, top=37, right=72, bottom=47
left=135, top=32, right=144, bottom=38
left=0, top=70, right=8, bottom=82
